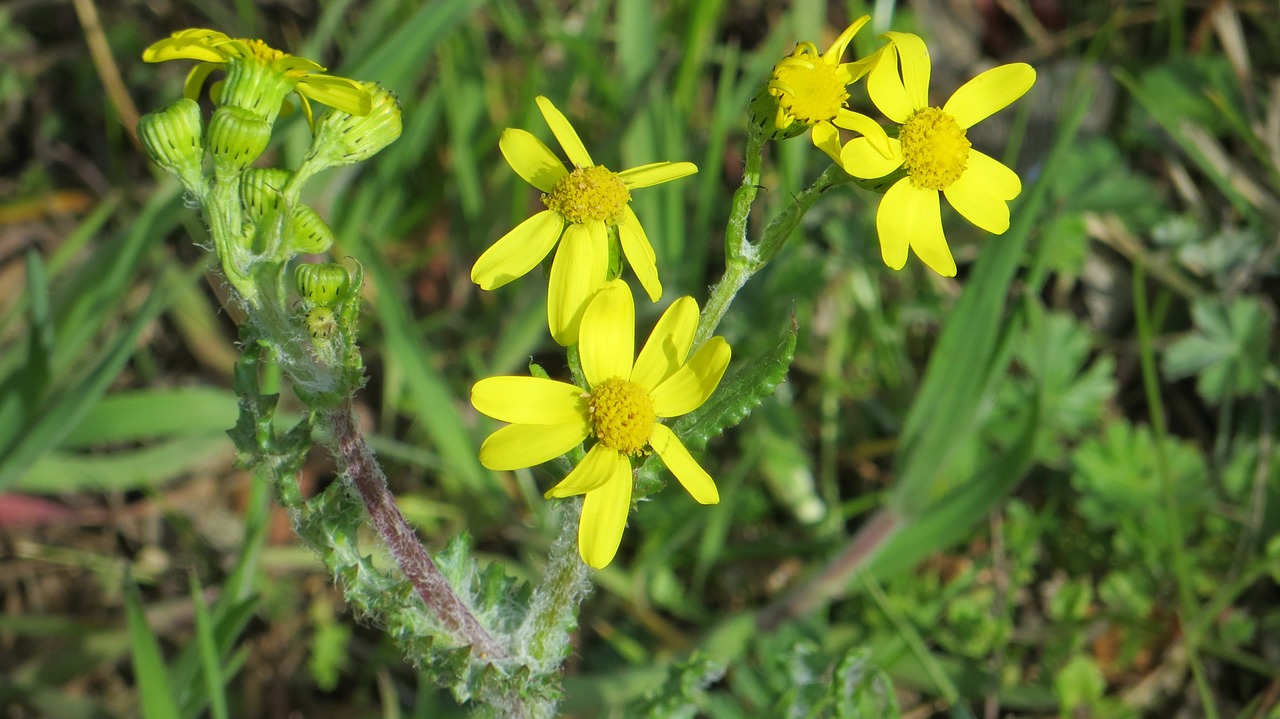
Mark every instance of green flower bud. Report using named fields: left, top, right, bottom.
left=295, top=262, right=351, bottom=308
left=304, top=306, right=338, bottom=339
left=302, top=82, right=402, bottom=173
left=240, top=168, right=292, bottom=222
left=137, top=99, right=205, bottom=190
left=288, top=205, right=336, bottom=255
left=207, top=106, right=272, bottom=174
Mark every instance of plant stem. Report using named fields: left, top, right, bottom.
left=520, top=500, right=591, bottom=672
left=327, top=399, right=506, bottom=660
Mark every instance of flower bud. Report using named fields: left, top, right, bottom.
left=288, top=205, right=336, bottom=255
left=240, top=168, right=292, bottom=222
left=207, top=106, right=272, bottom=174
left=219, top=57, right=294, bottom=125
left=302, top=82, right=402, bottom=172
left=295, top=262, right=351, bottom=308
left=137, top=99, right=205, bottom=190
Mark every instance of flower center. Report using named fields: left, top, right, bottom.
left=899, top=107, right=971, bottom=190
left=542, top=165, right=631, bottom=225
left=244, top=38, right=286, bottom=63
left=587, top=378, right=655, bottom=456
left=768, top=46, right=849, bottom=124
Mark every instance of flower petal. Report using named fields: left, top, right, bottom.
left=297, top=75, right=374, bottom=115
left=944, top=63, right=1036, bottom=129
left=579, top=280, right=635, bottom=387
left=822, top=16, right=869, bottom=64
left=840, top=136, right=904, bottom=179
left=965, top=149, right=1022, bottom=200
left=536, top=95, right=594, bottom=168
left=472, top=376, right=585, bottom=424
left=471, top=210, right=564, bottom=290
left=832, top=109, right=892, bottom=158
left=547, top=221, right=608, bottom=345
left=577, top=458, right=633, bottom=568
left=885, top=32, right=930, bottom=111
left=546, top=444, right=628, bottom=498
left=866, top=43, right=914, bottom=124
left=618, top=161, right=698, bottom=189
left=649, top=424, right=719, bottom=505
left=143, top=32, right=228, bottom=63
left=500, top=128, right=568, bottom=193
left=650, top=336, right=731, bottom=418
left=944, top=163, right=1015, bottom=235
left=618, top=210, right=662, bottom=302
left=877, top=180, right=955, bottom=276
left=810, top=121, right=843, bottom=164
left=631, top=296, right=698, bottom=392
left=182, top=63, right=220, bottom=102
left=478, top=420, right=590, bottom=471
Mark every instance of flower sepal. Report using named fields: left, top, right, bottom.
left=749, top=82, right=808, bottom=141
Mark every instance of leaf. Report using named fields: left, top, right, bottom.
left=672, top=316, right=797, bottom=453
left=1163, top=297, right=1271, bottom=402
left=124, top=574, right=181, bottom=719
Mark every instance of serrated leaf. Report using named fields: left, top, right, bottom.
left=673, top=317, right=797, bottom=453
left=1163, top=297, right=1271, bottom=402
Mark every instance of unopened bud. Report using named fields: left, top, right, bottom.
left=288, top=205, right=336, bottom=255
left=295, top=262, right=351, bottom=308
left=207, top=106, right=272, bottom=174
left=302, top=82, right=402, bottom=173
left=240, top=168, right=292, bottom=222
left=137, top=99, right=205, bottom=190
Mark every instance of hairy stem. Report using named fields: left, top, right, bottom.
left=520, top=500, right=591, bottom=672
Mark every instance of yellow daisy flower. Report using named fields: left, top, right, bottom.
left=765, top=16, right=890, bottom=161
left=142, top=28, right=372, bottom=124
left=471, top=96, right=697, bottom=346
left=471, top=280, right=731, bottom=568
left=839, top=32, right=1035, bottom=277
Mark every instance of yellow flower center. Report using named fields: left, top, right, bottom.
left=768, top=46, right=849, bottom=124
left=587, top=378, right=655, bottom=456
left=542, top=165, right=631, bottom=225
left=899, top=107, right=971, bottom=190
left=244, top=38, right=287, bottom=63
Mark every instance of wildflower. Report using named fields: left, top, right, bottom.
left=142, top=29, right=372, bottom=125
left=763, top=16, right=890, bottom=161
left=839, top=32, right=1035, bottom=277
left=471, top=96, right=696, bottom=345
left=471, top=281, right=730, bottom=568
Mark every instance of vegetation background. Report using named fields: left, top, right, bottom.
left=0, top=0, right=1277, bottom=716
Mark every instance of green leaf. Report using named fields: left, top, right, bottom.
left=58, top=387, right=239, bottom=448
left=188, top=575, right=229, bottom=719
left=124, top=574, right=181, bottom=719
left=1163, top=296, right=1271, bottom=402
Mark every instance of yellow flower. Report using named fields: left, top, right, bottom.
left=142, top=29, right=372, bottom=125
left=471, top=280, right=730, bottom=568
left=471, top=96, right=697, bottom=346
left=765, top=16, right=890, bottom=161
left=839, top=32, right=1035, bottom=277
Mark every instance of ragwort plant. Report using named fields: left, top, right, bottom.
left=136, top=20, right=1033, bottom=716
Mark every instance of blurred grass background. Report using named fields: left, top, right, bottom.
left=1, top=0, right=1279, bottom=716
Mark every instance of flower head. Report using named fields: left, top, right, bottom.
left=762, top=16, right=890, bottom=162
left=838, top=32, right=1036, bottom=276
left=471, top=96, right=697, bottom=345
left=471, top=281, right=731, bottom=568
left=143, top=29, right=372, bottom=126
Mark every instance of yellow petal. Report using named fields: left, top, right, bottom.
left=839, top=137, right=904, bottom=180
left=478, top=420, right=590, bottom=471
left=944, top=165, right=1013, bottom=235
left=577, top=459, right=633, bottom=568
left=965, top=149, right=1022, bottom=200
left=839, top=43, right=888, bottom=83
left=545, top=444, right=628, bottom=498
left=866, top=43, right=914, bottom=124
left=885, top=32, right=930, bottom=111
left=298, top=75, right=374, bottom=116
left=142, top=33, right=227, bottom=63
left=943, top=63, right=1036, bottom=129
left=822, top=16, right=870, bottom=64
left=810, top=121, right=843, bottom=164
left=535, top=96, right=594, bottom=168
left=619, top=161, right=698, bottom=189
left=649, top=424, right=719, bottom=505
left=579, top=280, right=635, bottom=387
left=547, top=221, right=608, bottom=345
left=471, top=210, right=564, bottom=290
left=471, top=376, right=585, bottom=424
left=650, top=336, right=731, bottom=417
left=832, top=109, right=891, bottom=158
left=500, top=128, right=568, bottom=193
left=877, top=181, right=955, bottom=276
left=631, top=296, right=698, bottom=392
left=182, top=63, right=220, bottom=102
left=617, top=210, right=662, bottom=302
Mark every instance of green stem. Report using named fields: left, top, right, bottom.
left=520, top=500, right=591, bottom=672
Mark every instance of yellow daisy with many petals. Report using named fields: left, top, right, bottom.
left=143, top=29, right=372, bottom=125
left=471, top=280, right=731, bottom=568
left=471, top=96, right=697, bottom=346
left=839, top=32, right=1036, bottom=277
left=764, top=16, right=890, bottom=161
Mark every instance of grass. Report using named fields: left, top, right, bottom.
left=2, top=0, right=1279, bottom=716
